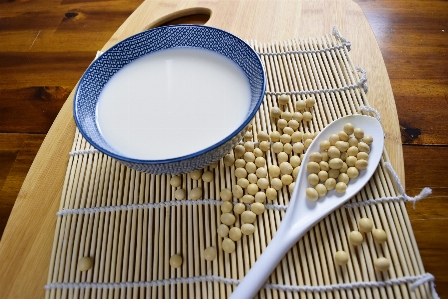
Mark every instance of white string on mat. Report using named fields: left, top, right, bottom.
left=55, top=162, right=431, bottom=216
left=69, top=148, right=99, bottom=156
left=359, top=105, right=381, bottom=123
left=44, top=273, right=439, bottom=299
left=264, top=67, right=367, bottom=96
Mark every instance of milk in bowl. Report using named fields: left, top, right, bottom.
left=96, top=47, right=252, bottom=160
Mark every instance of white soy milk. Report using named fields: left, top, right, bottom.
left=96, top=47, right=251, bottom=160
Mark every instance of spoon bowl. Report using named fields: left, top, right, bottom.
left=230, top=114, right=384, bottom=298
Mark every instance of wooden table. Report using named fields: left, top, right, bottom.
left=0, top=0, right=447, bottom=298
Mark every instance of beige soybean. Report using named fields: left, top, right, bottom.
left=319, top=161, right=330, bottom=171
left=340, top=152, right=347, bottom=162
left=203, top=247, right=217, bottom=261
left=272, top=142, right=284, bottom=153
left=372, top=228, right=387, bottom=244
left=315, top=184, right=327, bottom=197
left=190, top=169, right=203, bottom=180
left=329, top=134, right=340, bottom=145
left=340, top=162, right=348, bottom=173
left=290, top=156, right=301, bottom=168
left=309, top=152, right=322, bottom=163
left=347, top=146, right=359, bottom=157
left=247, top=173, right=258, bottom=184
left=349, top=231, right=364, bottom=246
left=235, top=158, right=246, bottom=168
left=277, top=152, right=289, bottom=164
left=321, top=151, right=329, bottom=162
left=357, top=152, right=369, bottom=161
left=374, top=257, right=390, bottom=271
left=325, top=178, right=337, bottom=191
left=283, top=127, right=295, bottom=136
left=242, top=195, right=255, bottom=204
left=255, top=192, right=266, bottom=203
left=220, top=188, right=232, bottom=201
left=174, top=188, right=186, bottom=200
left=354, top=128, right=364, bottom=139
left=257, top=178, right=269, bottom=189
left=169, top=254, right=183, bottom=268
left=303, top=132, right=314, bottom=140
left=348, top=137, right=359, bottom=147
left=222, top=238, right=236, bottom=253
left=283, top=143, right=293, bottom=155
left=259, top=141, right=271, bottom=152
left=229, top=227, right=242, bottom=241
left=328, top=169, right=340, bottom=179
left=257, top=131, right=270, bottom=142
left=292, top=112, right=303, bottom=122
left=235, top=168, right=247, bottom=179
left=358, top=142, right=370, bottom=153
left=266, top=188, right=277, bottom=200
left=280, top=162, right=293, bottom=175
left=343, top=123, right=355, bottom=135
left=335, top=182, right=347, bottom=193
left=278, top=94, right=290, bottom=105
left=338, top=173, right=349, bottom=184
left=233, top=203, right=246, bottom=215
left=78, top=257, right=93, bottom=271
left=255, top=157, right=266, bottom=168
left=359, top=217, right=373, bottom=233
left=307, top=161, right=320, bottom=174
left=270, top=131, right=281, bottom=142
left=243, top=131, right=252, bottom=141
left=170, top=176, right=182, bottom=188
left=245, top=162, right=257, bottom=174
left=202, top=171, right=214, bottom=182
left=320, top=140, right=331, bottom=151
left=280, top=134, right=292, bottom=144
left=281, top=174, right=293, bottom=185
left=281, top=111, right=293, bottom=121
left=318, top=170, right=329, bottom=182
left=190, top=187, right=202, bottom=200
left=308, top=173, right=319, bottom=186
left=277, top=119, right=288, bottom=130
left=221, top=213, right=236, bottom=226
left=289, top=182, right=295, bottom=193
left=347, top=167, right=359, bottom=179
left=237, top=178, right=249, bottom=188
left=291, top=131, right=303, bottom=143
left=292, top=142, right=304, bottom=154
left=244, top=152, right=256, bottom=163
left=328, top=146, right=341, bottom=159
left=288, top=119, right=300, bottom=130
left=295, top=99, right=306, bottom=111
left=302, top=111, right=312, bottom=122
left=292, top=166, right=300, bottom=179
left=355, top=159, right=368, bottom=170
left=241, top=224, right=256, bottom=235
left=221, top=201, right=233, bottom=213
left=346, top=156, right=357, bottom=167
left=305, top=96, right=316, bottom=108
left=335, top=141, right=349, bottom=152
left=270, top=106, right=282, bottom=119
left=217, top=224, right=230, bottom=237
left=269, top=165, right=281, bottom=177
left=223, top=154, right=235, bottom=167
left=256, top=167, right=267, bottom=178
left=244, top=141, right=254, bottom=152
left=241, top=211, right=256, bottom=223
left=306, top=187, right=319, bottom=201
left=363, top=135, right=373, bottom=145
left=234, top=144, right=245, bottom=158
left=329, top=158, right=343, bottom=169
left=334, top=251, right=349, bottom=266
left=271, top=178, right=283, bottom=190
left=232, top=185, right=243, bottom=198
left=247, top=183, right=259, bottom=195
left=253, top=148, right=263, bottom=158
left=251, top=202, right=265, bottom=215
left=337, top=131, right=349, bottom=141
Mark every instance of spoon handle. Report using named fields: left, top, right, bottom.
left=229, top=222, right=306, bottom=299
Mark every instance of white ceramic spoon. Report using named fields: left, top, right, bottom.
left=229, top=114, right=384, bottom=299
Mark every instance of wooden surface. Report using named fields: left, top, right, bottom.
left=0, top=0, right=446, bottom=298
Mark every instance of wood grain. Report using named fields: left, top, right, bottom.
left=0, top=0, right=446, bottom=298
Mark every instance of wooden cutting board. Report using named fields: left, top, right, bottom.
left=0, top=1, right=403, bottom=298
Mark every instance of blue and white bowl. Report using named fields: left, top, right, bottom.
left=74, top=25, right=266, bottom=174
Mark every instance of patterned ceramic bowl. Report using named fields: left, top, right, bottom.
left=74, top=25, right=266, bottom=174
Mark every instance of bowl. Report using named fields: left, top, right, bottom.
left=74, top=25, right=266, bottom=174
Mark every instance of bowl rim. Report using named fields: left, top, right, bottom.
left=74, top=24, right=266, bottom=165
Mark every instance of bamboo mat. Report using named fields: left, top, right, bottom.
left=45, top=31, right=435, bottom=299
